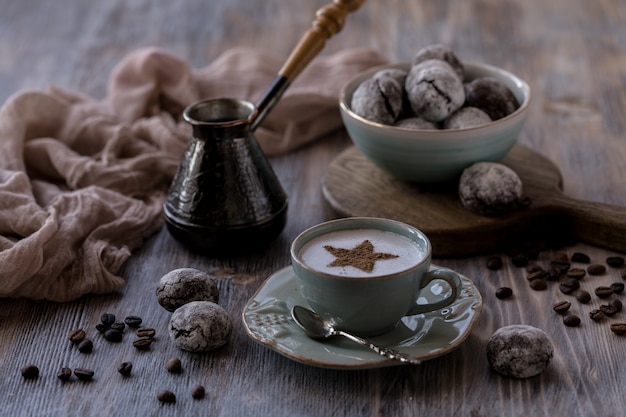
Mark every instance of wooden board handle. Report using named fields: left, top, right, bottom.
left=545, top=195, right=626, bottom=254
left=278, top=0, right=365, bottom=81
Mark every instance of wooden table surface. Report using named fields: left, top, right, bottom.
left=2, top=0, right=626, bottom=416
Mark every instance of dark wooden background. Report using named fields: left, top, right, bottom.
left=1, top=0, right=626, bottom=416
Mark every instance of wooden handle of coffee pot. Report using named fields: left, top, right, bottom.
left=252, top=0, right=364, bottom=131
left=278, top=0, right=365, bottom=81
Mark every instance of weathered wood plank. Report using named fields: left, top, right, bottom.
left=1, top=0, right=626, bottom=416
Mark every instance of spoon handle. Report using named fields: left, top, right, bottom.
left=336, top=330, right=422, bottom=365
left=252, top=0, right=364, bottom=131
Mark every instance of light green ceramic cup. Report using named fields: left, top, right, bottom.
left=290, top=217, right=462, bottom=337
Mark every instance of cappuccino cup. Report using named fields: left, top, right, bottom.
left=290, top=217, right=462, bottom=336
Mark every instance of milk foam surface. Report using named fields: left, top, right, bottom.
left=299, top=229, right=425, bottom=277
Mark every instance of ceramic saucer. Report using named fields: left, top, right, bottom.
left=242, top=265, right=482, bottom=369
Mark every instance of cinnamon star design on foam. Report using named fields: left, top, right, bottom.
left=323, top=240, right=399, bottom=273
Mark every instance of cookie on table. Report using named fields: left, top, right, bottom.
left=486, top=324, right=554, bottom=378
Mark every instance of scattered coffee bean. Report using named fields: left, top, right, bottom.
left=610, top=282, right=625, bottom=294
left=552, top=251, right=569, bottom=263
left=191, top=385, right=206, bottom=400
left=78, top=339, right=93, bottom=353
left=610, top=298, right=623, bottom=312
left=527, top=264, right=545, bottom=274
left=526, top=270, right=547, bottom=281
left=166, top=358, right=182, bottom=374
left=95, top=323, right=108, bottom=333
left=110, top=322, right=126, bottom=332
left=553, top=301, right=571, bottom=314
left=136, top=327, right=156, bottom=338
left=599, top=304, right=618, bottom=317
left=118, top=362, right=133, bottom=376
left=512, top=254, right=529, bottom=267
left=133, top=337, right=153, bottom=350
left=157, top=390, right=176, bottom=403
left=529, top=279, right=547, bottom=291
left=563, top=314, right=581, bottom=327
left=595, top=286, right=614, bottom=299
left=571, top=252, right=591, bottom=263
left=588, top=264, right=607, bottom=276
left=495, top=287, right=513, bottom=299
left=124, top=316, right=143, bottom=328
left=74, top=368, right=94, bottom=381
left=606, top=256, right=625, bottom=268
left=610, top=323, right=626, bottom=335
left=566, top=268, right=586, bottom=280
left=21, top=364, right=39, bottom=379
left=57, top=367, right=72, bottom=381
left=68, top=328, right=86, bottom=344
left=576, top=290, right=591, bottom=304
left=103, top=329, right=123, bottom=343
left=559, top=278, right=580, bottom=294
left=100, top=313, right=116, bottom=326
left=589, top=309, right=605, bottom=321
left=545, top=267, right=561, bottom=281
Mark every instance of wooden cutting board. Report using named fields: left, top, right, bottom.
left=321, top=144, right=626, bottom=257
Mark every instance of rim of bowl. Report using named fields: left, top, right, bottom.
left=339, top=61, right=531, bottom=135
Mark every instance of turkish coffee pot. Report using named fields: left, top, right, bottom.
left=163, top=0, right=364, bottom=253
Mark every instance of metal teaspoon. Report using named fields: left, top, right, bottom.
left=291, top=305, right=421, bottom=365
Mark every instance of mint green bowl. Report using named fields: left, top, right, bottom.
left=339, top=61, right=531, bottom=183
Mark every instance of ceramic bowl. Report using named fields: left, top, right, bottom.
left=339, top=61, right=531, bottom=183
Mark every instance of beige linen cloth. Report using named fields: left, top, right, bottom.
left=0, top=46, right=386, bottom=301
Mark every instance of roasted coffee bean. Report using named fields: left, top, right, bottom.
left=545, top=267, right=561, bottom=281
left=511, top=254, right=529, bottom=267
left=110, top=322, right=126, bottom=332
left=610, top=282, right=625, bottom=294
left=559, top=278, right=580, bottom=294
left=571, top=252, right=591, bottom=263
left=68, top=328, right=86, bottom=344
left=607, top=256, right=625, bottom=268
left=589, top=309, right=605, bottom=321
left=588, top=264, right=607, bottom=276
left=57, top=367, right=72, bottom=381
left=74, top=368, right=94, bottom=381
left=133, top=337, right=153, bottom=350
left=600, top=304, right=618, bottom=317
left=527, top=270, right=547, bottom=281
left=78, top=339, right=93, bottom=353
left=563, top=314, right=581, bottom=327
left=21, top=364, right=39, bottom=379
left=495, top=287, right=513, bottom=299
left=529, top=279, right=547, bottom=291
left=552, top=251, right=569, bottom=263
left=527, top=264, right=545, bottom=274
left=95, top=323, right=108, bottom=333
left=576, top=290, right=591, bottom=304
left=157, top=390, right=176, bottom=403
left=136, top=327, right=156, bottom=338
left=166, top=358, right=182, bottom=373
left=610, top=298, right=623, bottom=312
left=595, top=286, right=614, bottom=298
left=191, top=385, right=206, bottom=400
left=100, top=313, right=116, bottom=326
left=610, top=323, right=626, bottom=335
left=118, top=362, right=133, bottom=376
left=566, top=268, right=586, bottom=280
left=553, top=301, right=571, bottom=314
left=124, top=316, right=143, bottom=328
left=103, top=329, right=123, bottom=343
left=621, top=268, right=626, bottom=280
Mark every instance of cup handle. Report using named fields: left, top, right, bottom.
left=406, top=268, right=463, bottom=315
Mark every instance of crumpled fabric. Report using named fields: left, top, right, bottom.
left=0, top=46, right=386, bottom=301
